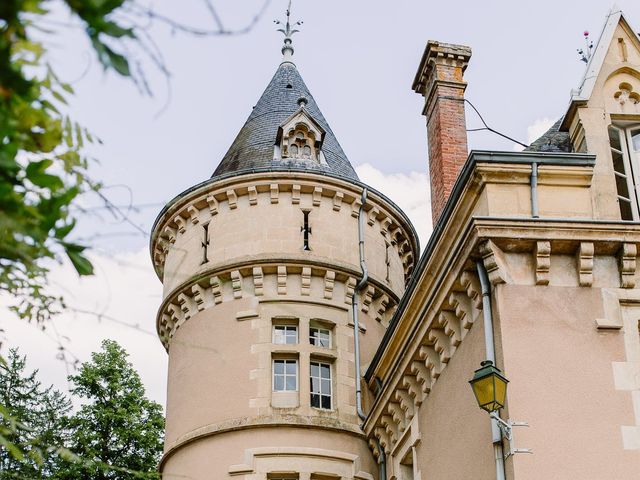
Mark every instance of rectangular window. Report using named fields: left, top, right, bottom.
left=609, top=125, right=640, bottom=220
left=273, top=359, right=298, bottom=391
left=309, top=326, right=331, bottom=348
left=273, top=325, right=298, bottom=345
left=310, top=361, right=332, bottom=409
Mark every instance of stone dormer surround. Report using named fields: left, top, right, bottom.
left=362, top=150, right=640, bottom=479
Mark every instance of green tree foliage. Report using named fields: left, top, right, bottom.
left=0, top=341, right=164, bottom=479
left=0, top=349, right=72, bottom=479
left=0, top=0, right=136, bottom=324
left=57, top=340, right=164, bottom=479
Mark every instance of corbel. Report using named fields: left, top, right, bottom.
left=375, top=294, right=390, bottom=323
left=210, top=276, right=223, bottom=304
left=479, top=239, right=509, bottom=285
left=301, top=267, right=312, bottom=296
left=174, top=215, right=187, bottom=234
left=312, top=186, right=322, bottom=206
left=191, top=284, right=207, bottom=311
left=206, top=194, right=219, bottom=216
left=619, top=242, right=637, bottom=288
left=577, top=241, right=594, bottom=287
left=226, top=189, right=238, bottom=209
left=440, top=310, right=462, bottom=347
left=291, top=184, right=301, bottom=204
left=332, top=191, right=344, bottom=211
left=252, top=267, right=264, bottom=296
left=410, top=360, right=431, bottom=395
left=534, top=240, right=551, bottom=285
left=380, top=216, right=392, bottom=238
left=460, top=270, right=482, bottom=309
left=387, top=402, right=405, bottom=433
left=186, top=205, right=200, bottom=224
left=401, top=374, right=423, bottom=406
left=394, top=389, right=415, bottom=421
left=351, top=198, right=362, bottom=218
left=361, top=285, right=375, bottom=313
left=163, top=226, right=177, bottom=244
left=344, top=276, right=357, bottom=304
left=230, top=270, right=243, bottom=299
left=323, top=270, right=335, bottom=299
left=248, top=185, right=258, bottom=206
left=418, top=344, right=442, bottom=380
left=380, top=415, right=398, bottom=444
left=277, top=266, right=287, bottom=295
left=448, top=291, right=473, bottom=331
left=367, top=207, right=379, bottom=226
left=177, top=293, right=193, bottom=320
left=427, top=328, right=452, bottom=364
left=270, top=184, right=279, bottom=204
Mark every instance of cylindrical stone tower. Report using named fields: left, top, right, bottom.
left=150, top=18, right=419, bottom=480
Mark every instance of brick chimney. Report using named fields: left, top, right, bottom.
left=412, top=41, right=472, bottom=224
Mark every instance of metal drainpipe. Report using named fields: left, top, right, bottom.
left=531, top=162, right=539, bottom=218
left=376, top=438, right=387, bottom=480
left=353, top=188, right=368, bottom=422
left=476, top=260, right=507, bottom=480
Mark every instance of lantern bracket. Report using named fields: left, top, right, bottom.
left=490, top=412, right=533, bottom=459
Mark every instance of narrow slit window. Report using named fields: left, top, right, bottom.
left=310, top=361, right=332, bottom=409
left=201, top=222, right=210, bottom=264
left=301, top=210, right=311, bottom=251
left=385, top=242, right=391, bottom=282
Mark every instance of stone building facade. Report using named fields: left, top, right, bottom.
left=150, top=7, right=640, bottom=480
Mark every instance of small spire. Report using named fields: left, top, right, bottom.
left=274, top=0, right=303, bottom=63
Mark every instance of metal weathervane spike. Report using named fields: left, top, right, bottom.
left=274, top=0, right=303, bottom=62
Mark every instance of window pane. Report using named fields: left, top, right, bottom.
left=274, top=360, right=284, bottom=374
left=310, top=362, right=319, bottom=377
left=321, top=379, right=331, bottom=395
left=631, top=129, right=640, bottom=152
left=286, top=375, right=297, bottom=391
left=320, top=364, right=331, bottom=378
left=286, top=361, right=297, bottom=375
left=615, top=170, right=631, bottom=200
left=609, top=126, right=622, bottom=151
left=311, top=394, right=320, bottom=408
left=620, top=197, right=634, bottom=221
left=612, top=150, right=626, bottom=175
left=274, top=376, right=284, bottom=391
left=321, top=395, right=331, bottom=409
left=311, top=377, right=320, bottom=393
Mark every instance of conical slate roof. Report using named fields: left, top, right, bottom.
left=212, top=62, right=358, bottom=180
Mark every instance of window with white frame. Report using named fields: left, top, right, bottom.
left=273, top=324, right=298, bottom=345
left=609, top=124, right=640, bottom=220
left=273, top=359, right=298, bottom=391
left=309, top=326, right=331, bottom=348
left=310, top=361, right=332, bottom=409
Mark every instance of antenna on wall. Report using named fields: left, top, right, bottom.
left=577, top=30, right=594, bottom=63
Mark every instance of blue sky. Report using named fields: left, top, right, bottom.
left=4, top=1, right=640, bottom=407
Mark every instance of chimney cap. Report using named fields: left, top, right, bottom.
left=412, top=40, right=472, bottom=94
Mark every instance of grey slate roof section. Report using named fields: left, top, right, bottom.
left=525, top=119, right=572, bottom=153
left=212, top=62, right=359, bottom=180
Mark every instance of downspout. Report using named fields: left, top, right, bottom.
left=353, top=188, right=368, bottom=422
left=530, top=162, right=539, bottom=218
left=376, top=438, right=387, bottom=480
left=476, top=260, right=507, bottom=480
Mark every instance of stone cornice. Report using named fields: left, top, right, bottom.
left=156, top=258, right=400, bottom=350
left=150, top=171, right=420, bottom=281
left=160, top=413, right=365, bottom=470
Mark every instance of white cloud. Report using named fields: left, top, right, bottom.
left=355, top=163, right=432, bottom=247
left=1, top=166, right=432, bottom=409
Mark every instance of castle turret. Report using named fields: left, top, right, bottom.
left=150, top=9, right=419, bottom=479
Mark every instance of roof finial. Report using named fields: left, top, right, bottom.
left=274, top=0, right=303, bottom=63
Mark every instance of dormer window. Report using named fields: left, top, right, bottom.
left=275, top=102, right=327, bottom=165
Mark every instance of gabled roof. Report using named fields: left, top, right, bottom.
left=212, top=62, right=358, bottom=181
left=561, top=6, right=640, bottom=130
